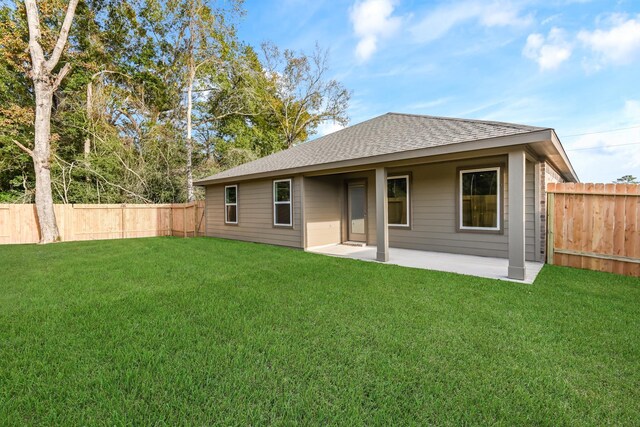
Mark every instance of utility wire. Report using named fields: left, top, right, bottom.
left=560, top=124, right=640, bottom=138
left=566, top=141, right=640, bottom=151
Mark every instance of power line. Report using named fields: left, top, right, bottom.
left=566, top=141, right=640, bottom=151
left=560, top=124, right=640, bottom=138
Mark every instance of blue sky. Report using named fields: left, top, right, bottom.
left=238, top=0, right=640, bottom=182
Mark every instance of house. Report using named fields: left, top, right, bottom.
left=194, top=113, right=578, bottom=280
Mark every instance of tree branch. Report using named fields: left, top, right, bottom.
left=12, top=139, right=34, bottom=157
left=45, top=0, right=79, bottom=71
left=23, top=0, right=45, bottom=67
left=52, top=63, right=72, bottom=91
left=55, top=153, right=153, bottom=204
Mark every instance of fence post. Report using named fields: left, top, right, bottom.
left=547, top=192, right=555, bottom=265
left=183, top=205, right=187, bottom=238
left=121, top=204, right=125, bottom=239
left=193, top=202, right=198, bottom=237
left=169, top=204, right=174, bottom=237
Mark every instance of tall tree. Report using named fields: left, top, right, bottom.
left=173, top=0, right=242, bottom=201
left=18, top=0, right=78, bottom=243
left=261, top=42, right=351, bottom=148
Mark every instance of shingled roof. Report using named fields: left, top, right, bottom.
left=195, top=112, right=549, bottom=184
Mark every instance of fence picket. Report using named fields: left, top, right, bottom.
left=0, top=202, right=204, bottom=244
left=547, top=183, right=640, bottom=277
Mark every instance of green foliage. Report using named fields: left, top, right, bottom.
left=615, top=175, right=638, bottom=184
left=0, top=238, right=639, bottom=424
left=0, top=0, right=349, bottom=203
left=0, top=5, right=35, bottom=201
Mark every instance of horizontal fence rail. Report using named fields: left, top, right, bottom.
left=547, top=182, right=639, bottom=277
left=0, top=202, right=204, bottom=245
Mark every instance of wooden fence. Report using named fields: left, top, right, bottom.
left=547, top=183, right=639, bottom=277
left=0, top=201, right=205, bottom=245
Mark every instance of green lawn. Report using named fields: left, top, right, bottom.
left=0, top=237, right=639, bottom=425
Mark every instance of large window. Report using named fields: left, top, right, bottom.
left=387, top=175, right=409, bottom=226
left=273, top=179, right=292, bottom=226
left=459, top=167, right=500, bottom=231
left=225, top=185, right=238, bottom=224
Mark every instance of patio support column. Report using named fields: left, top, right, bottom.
left=508, top=150, right=526, bottom=280
left=299, top=175, right=307, bottom=249
left=375, top=167, right=389, bottom=262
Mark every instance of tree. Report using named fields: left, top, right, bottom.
left=615, top=175, right=638, bottom=184
left=0, top=1, right=352, bottom=205
left=0, top=6, right=34, bottom=202
left=260, top=42, right=351, bottom=149
left=204, top=44, right=283, bottom=166
left=18, top=0, right=78, bottom=243
left=171, top=0, right=242, bottom=201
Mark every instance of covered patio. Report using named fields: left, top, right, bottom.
left=307, top=244, right=545, bottom=284
left=302, top=150, right=533, bottom=281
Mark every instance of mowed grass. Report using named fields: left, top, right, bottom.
left=0, top=237, right=639, bottom=425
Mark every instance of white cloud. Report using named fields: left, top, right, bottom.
left=623, top=99, right=640, bottom=118
left=563, top=100, right=640, bottom=182
left=578, top=14, right=640, bottom=68
left=522, top=27, right=572, bottom=70
left=316, top=121, right=346, bottom=137
left=541, top=14, right=562, bottom=26
left=350, top=0, right=402, bottom=61
left=410, top=1, right=532, bottom=43
left=404, top=97, right=452, bottom=112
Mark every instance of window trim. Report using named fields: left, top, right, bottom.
left=224, top=184, right=238, bottom=225
left=458, top=166, right=502, bottom=232
left=387, top=174, right=411, bottom=228
left=273, top=178, right=293, bottom=227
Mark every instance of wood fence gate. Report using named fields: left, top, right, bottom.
left=546, top=183, right=639, bottom=277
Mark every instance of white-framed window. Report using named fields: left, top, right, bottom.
left=224, top=185, right=238, bottom=224
left=459, top=167, right=501, bottom=231
left=273, top=178, right=292, bottom=226
left=387, top=175, right=410, bottom=227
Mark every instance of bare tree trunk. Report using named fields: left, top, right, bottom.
left=85, top=80, right=92, bottom=161
left=22, top=0, right=78, bottom=243
left=185, top=65, right=195, bottom=202
left=32, top=82, right=60, bottom=242
left=183, top=7, right=198, bottom=203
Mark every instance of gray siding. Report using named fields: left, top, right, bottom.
left=204, top=176, right=302, bottom=248
left=539, top=161, right=565, bottom=261
left=203, top=156, right=539, bottom=261
left=305, top=176, right=342, bottom=247
left=384, top=156, right=537, bottom=261
left=525, top=160, right=535, bottom=261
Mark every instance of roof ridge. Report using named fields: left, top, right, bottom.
left=299, top=113, right=385, bottom=143
left=200, top=114, right=388, bottom=178
left=195, top=111, right=562, bottom=184
left=386, top=112, right=548, bottom=132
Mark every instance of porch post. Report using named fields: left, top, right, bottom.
left=375, top=167, right=389, bottom=262
left=508, top=150, right=526, bottom=280
left=299, top=175, right=307, bottom=249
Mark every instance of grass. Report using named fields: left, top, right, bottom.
left=0, top=237, right=639, bottom=425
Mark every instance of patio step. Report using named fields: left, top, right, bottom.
left=342, top=241, right=367, bottom=247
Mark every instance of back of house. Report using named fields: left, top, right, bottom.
left=195, top=112, right=577, bottom=280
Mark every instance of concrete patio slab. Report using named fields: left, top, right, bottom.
left=307, top=244, right=544, bottom=284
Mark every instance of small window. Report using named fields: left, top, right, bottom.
left=387, top=175, right=409, bottom=226
left=273, top=179, right=292, bottom=226
left=459, top=167, right=500, bottom=231
left=225, top=185, right=238, bottom=224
